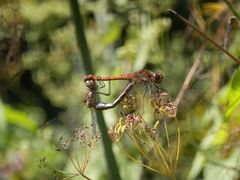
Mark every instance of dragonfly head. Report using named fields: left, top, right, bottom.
left=152, top=73, right=164, bottom=83
left=84, top=75, right=92, bottom=82
left=85, top=80, right=97, bottom=90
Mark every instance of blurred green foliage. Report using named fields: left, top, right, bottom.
left=0, top=0, right=240, bottom=179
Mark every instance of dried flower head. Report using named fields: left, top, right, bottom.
left=41, top=126, right=100, bottom=180
left=108, top=87, right=180, bottom=178
left=151, top=89, right=177, bottom=118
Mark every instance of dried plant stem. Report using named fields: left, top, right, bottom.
left=117, top=143, right=162, bottom=174
left=44, top=160, right=81, bottom=179
left=163, top=120, right=170, bottom=148
left=169, top=9, right=240, bottom=65
left=68, top=153, right=92, bottom=180
left=174, top=117, right=181, bottom=174
left=81, top=174, right=92, bottom=180
left=175, top=44, right=206, bottom=107
left=152, top=140, right=171, bottom=173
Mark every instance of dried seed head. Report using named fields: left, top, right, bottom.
left=159, top=102, right=177, bottom=117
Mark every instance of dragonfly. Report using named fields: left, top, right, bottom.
left=83, top=69, right=178, bottom=137
left=83, top=69, right=163, bottom=135
left=84, top=69, right=164, bottom=110
left=84, top=69, right=177, bottom=118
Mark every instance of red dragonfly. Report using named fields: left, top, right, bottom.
left=84, top=69, right=163, bottom=86
left=84, top=69, right=164, bottom=110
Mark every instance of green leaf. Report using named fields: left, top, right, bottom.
left=4, top=105, right=37, bottom=133
left=225, top=69, right=240, bottom=117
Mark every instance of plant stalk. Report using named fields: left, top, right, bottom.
left=69, top=0, right=121, bottom=179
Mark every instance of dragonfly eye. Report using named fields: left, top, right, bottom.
left=153, top=73, right=164, bottom=83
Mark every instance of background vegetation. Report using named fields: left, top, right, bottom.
left=0, top=0, right=240, bottom=179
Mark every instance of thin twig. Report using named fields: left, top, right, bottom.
left=168, top=9, right=240, bottom=65
left=175, top=44, right=206, bottom=107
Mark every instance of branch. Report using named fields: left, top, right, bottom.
left=168, top=9, right=240, bottom=65
left=175, top=44, right=206, bottom=107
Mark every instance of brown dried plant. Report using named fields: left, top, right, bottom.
left=39, top=126, right=100, bottom=180
left=108, top=90, right=180, bottom=178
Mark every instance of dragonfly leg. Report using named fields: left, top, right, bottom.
left=97, top=81, right=111, bottom=96
left=97, top=78, right=106, bottom=89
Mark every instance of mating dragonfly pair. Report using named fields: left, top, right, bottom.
left=83, top=69, right=177, bottom=118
